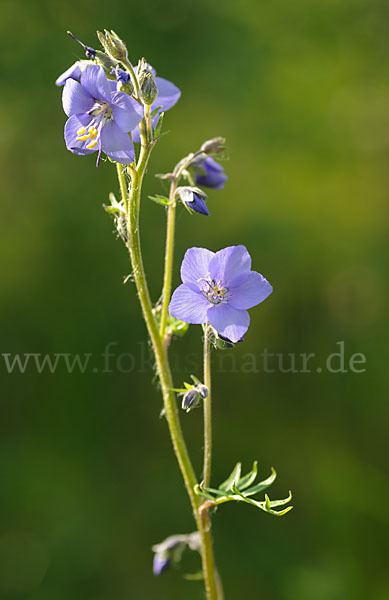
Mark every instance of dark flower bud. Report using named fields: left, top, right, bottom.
left=197, top=384, right=209, bottom=399
left=153, top=553, right=171, bottom=576
left=176, top=187, right=209, bottom=216
left=113, top=67, right=134, bottom=94
left=140, top=72, right=158, bottom=105
left=182, top=388, right=201, bottom=412
left=191, top=156, right=227, bottom=190
left=200, top=136, right=226, bottom=155
left=97, top=29, right=128, bottom=62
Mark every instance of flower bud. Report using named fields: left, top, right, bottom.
left=197, top=384, right=209, bottom=399
left=182, top=388, right=201, bottom=412
left=97, top=29, right=128, bottom=62
left=200, top=136, right=226, bottom=155
left=140, top=72, right=158, bottom=105
left=94, top=51, right=117, bottom=78
left=153, top=553, right=170, bottom=576
left=176, top=187, right=209, bottom=216
left=113, top=67, right=135, bottom=94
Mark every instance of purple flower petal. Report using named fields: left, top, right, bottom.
left=169, top=284, right=209, bottom=324
left=209, top=245, right=251, bottom=288
left=184, top=192, right=209, bottom=216
left=81, top=65, right=111, bottom=102
left=62, top=79, right=93, bottom=117
left=56, top=62, right=81, bottom=86
left=195, top=157, right=228, bottom=190
left=207, top=304, right=250, bottom=343
left=100, top=121, right=135, bottom=164
left=110, top=91, right=143, bottom=132
left=180, top=248, right=215, bottom=287
left=152, top=77, right=181, bottom=112
left=64, top=115, right=95, bottom=155
left=153, top=554, right=171, bottom=576
left=229, top=271, right=273, bottom=310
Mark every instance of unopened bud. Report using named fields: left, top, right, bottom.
left=113, top=67, right=134, bottom=94
left=197, top=384, right=209, bottom=399
left=97, top=29, right=128, bottom=62
left=200, top=137, right=226, bottom=155
left=153, top=553, right=170, bottom=576
left=182, top=388, right=201, bottom=412
left=176, top=187, right=209, bottom=216
left=95, top=51, right=117, bottom=78
left=140, top=72, right=158, bottom=105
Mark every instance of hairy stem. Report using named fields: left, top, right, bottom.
left=159, top=150, right=203, bottom=339
left=199, top=502, right=219, bottom=600
left=117, top=142, right=221, bottom=599
left=159, top=195, right=176, bottom=337
left=203, top=323, right=212, bottom=486
left=118, top=159, right=199, bottom=520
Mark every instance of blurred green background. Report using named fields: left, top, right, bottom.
left=0, top=0, right=388, bottom=598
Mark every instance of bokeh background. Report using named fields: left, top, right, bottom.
left=0, top=0, right=388, bottom=598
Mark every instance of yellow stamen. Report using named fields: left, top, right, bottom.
left=88, top=126, right=98, bottom=138
left=86, top=139, right=98, bottom=149
left=77, top=127, right=87, bottom=135
left=77, top=134, right=89, bottom=141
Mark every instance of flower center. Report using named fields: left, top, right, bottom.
left=199, top=277, right=229, bottom=305
left=76, top=124, right=100, bottom=149
left=76, top=101, right=113, bottom=150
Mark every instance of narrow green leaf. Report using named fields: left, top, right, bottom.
left=237, top=461, right=258, bottom=490
left=219, top=462, right=242, bottom=492
left=201, top=485, right=231, bottom=498
left=194, top=484, right=215, bottom=502
left=243, top=467, right=277, bottom=497
left=267, top=491, right=293, bottom=508
left=148, top=194, right=171, bottom=206
left=151, top=105, right=163, bottom=118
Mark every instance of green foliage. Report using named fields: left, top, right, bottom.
left=195, top=462, right=293, bottom=516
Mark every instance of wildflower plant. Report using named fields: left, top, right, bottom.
left=57, top=29, right=293, bottom=599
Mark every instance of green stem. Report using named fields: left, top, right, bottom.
left=203, top=324, right=212, bottom=486
left=199, top=502, right=219, bottom=600
left=159, top=197, right=176, bottom=337
left=121, top=57, right=141, bottom=100
left=119, top=156, right=199, bottom=519
left=117, top=144, right=220, bottom=600
left=159, top=150, right=203, bottom=339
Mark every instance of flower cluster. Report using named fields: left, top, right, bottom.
left=169, top=245, right=272, bottom=342
left=57, top=34, right=181, bottom=164
left=62, top=65, right=143, bottom=164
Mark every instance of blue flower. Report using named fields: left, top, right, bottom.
left=193, top=156, right=227, bottom=189
left=168, top=246, right=273, bottom=342
left=62, top=65, right=143, bottom=165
